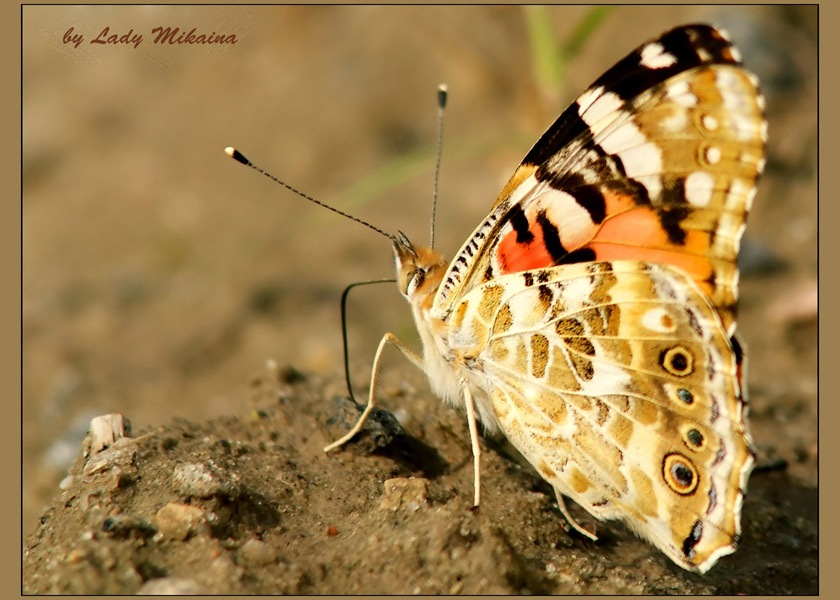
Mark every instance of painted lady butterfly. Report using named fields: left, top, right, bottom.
left=228, top=23, right=765, bottom=574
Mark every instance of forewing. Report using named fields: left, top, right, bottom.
left=435, top=24, right=766, bottom=336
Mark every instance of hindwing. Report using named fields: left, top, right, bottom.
left=447, top=260, right=754, bottom=572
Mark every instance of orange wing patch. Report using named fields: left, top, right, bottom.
left=493, top=189, right=717, bottom=302
left=496, top=222, right=556, bottom=272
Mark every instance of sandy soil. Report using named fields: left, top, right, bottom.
left=23, top=6, right=817, bottom=594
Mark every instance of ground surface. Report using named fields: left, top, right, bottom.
left=23, top=5, right=817, bottom=594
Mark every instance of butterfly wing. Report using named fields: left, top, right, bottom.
left=449, top=261, right=754, bottom=573
left=434, top=24, right=766, bottom=337
left=419, top=23, right=763, bottom=572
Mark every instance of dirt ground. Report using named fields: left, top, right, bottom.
left=23, top=6, right=817, bottom=594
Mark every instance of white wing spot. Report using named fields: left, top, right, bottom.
left=642, top=307, right=676, bottom=334
left=598, top=118, right=647, bottom=153
left=705, top=146, right=722, bottom=165
left=702, top=114, right=719, bottom=131
left=659, top=109, right=689, bottom=133
left=640, top=42, right=677, bottom=69
left=595, top=120, right=662, bottom=198
left=685, top=171, right=715, bottom=207
left=667, top=81, right=698, bottom=107
left=576, top=86, right=605, bottom=115
left=580, top=91, right=623, bottom=129
left=731, top=114, right=760, bottom=141
left=668, top=80, right=689, bottom=96
left=716, top=69, right=752, bottom=117
left=617, top=141, right=663, bottom=174
left=580, top=359, right=633, bottom=398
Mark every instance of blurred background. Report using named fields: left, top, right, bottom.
left=23, top=5, right=817, bottom=538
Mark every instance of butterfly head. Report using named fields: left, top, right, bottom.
left=393, top=231, right=448, bottom=306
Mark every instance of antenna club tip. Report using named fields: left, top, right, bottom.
left=225, top=146, right=250, bottom=165
left=437, top=84, right=448, bottom=108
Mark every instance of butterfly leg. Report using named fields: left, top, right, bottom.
left=323, top=332, right=422, bottom=453
left=554, top=488, right=598, bottom=541
left=461, top=383, right=482, bottom=508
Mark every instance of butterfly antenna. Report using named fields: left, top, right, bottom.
left=340, top=278, right=396, bottom=406
left=225, top=147, right=398, bottom=244
left=429, top=84, right=448, bottom=250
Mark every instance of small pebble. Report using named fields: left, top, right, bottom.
left=82, top=438, right=137, bottom=477
left=380, top=477, right=429, bottom=511
left=239, top=539, right=277, bottom=566
left=206, top=553, right=243, bottom=587
left=66, top=547, right=87, bottom=564
left=136, top=577, right=206, bottom=595
left=174, top=462, right=241, bottom=498
left=154, top=502, right=210, bottom=541
left=101, top=514, right=154, bottom=538
left=88, top=413, right=132, bottom=455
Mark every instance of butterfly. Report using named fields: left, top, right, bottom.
left=227, top=22, right=764, bottom=574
